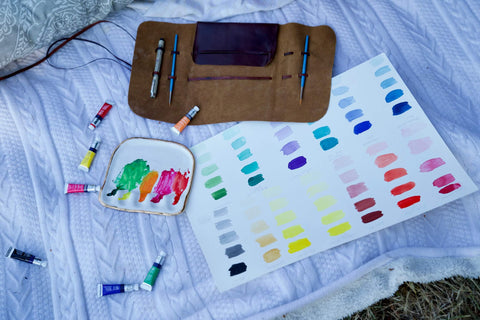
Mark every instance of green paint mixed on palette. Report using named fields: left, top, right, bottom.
left=185, top=54, right=477, bottom=292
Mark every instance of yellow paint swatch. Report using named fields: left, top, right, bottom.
left=256, top=233, right=277, bottom=247
left=244, top=206, right=262, bottom=220
left=262, top=186, right=282, bottom=198
left=269, top=198, right=288, bottom=211
left=306, top=182, right=328, bottom=197
left=263, top=248, right=281, bottom=263
left=321, top=210, right=345, bottom=225
left=251, top=220, right=269, bottom=234
left=328, top=222, right=351, bottom=236
left=314, top=195, right=337, bottom=211
left=300, top=171, right=322, bottom=186
left=275, top=210, right=296, bottom=226
left=288, top=238, right=311, bottom=253
left=282, top=225, right=304, bottom=239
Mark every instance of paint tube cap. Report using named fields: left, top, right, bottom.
left=5, top=246, right=13, bottom=257
left=33, top=259, right=48, bottom=268
left=88, top=124, right=95, bottom=131
left=78, top=164, right=89, bottom=172
left=140, top=283, right=152, bottom=291
left=170, top=126, right=181, bottom=135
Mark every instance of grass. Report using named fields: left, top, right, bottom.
left=344, top=276, right=480, bottom=320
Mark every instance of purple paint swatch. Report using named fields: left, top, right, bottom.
left=281, top=141, right=300, bottom=155
left=288, top=156, right=307, bottom=170
left=346, top=182, right=368, bottom=198
left=274, top=126, right=293, bottom=141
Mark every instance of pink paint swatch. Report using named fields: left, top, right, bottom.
left=346, top=182, right=368, bottom=198
left=339, top=169, right=359, bottom=184
left=433, top=174, right=455, bottom=188
left=420, top=158, right=445, bottom=172
left=366, top=141, right=388, bottom=156
left=151, top=169, right=176, bottom=203
left=354, top=198, right=376, bottom=212
left=374, top=153, right=398, bottom=168
left=333, top=156, right=353, bottom=170
left=401, top=121, right=427, bottom=137
left=408, top=137, right=433, bottom=154
left=439, top=183, right=461, bottom=194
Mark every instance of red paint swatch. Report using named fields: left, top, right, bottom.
left=439, top=183, right=461, bottom=194
left=433, top=174, right=455, bottom=188
left=346, top=182, right=368, bottom=198
left=390, top=181, right=416, bottom=196
left=420, top=158, right=445, bottom=172
left=374, top=153, right=398, bottom=168
left=397, top=195, right=421, bottom=209
left=384, top=168, right=407, bottom=182
left=361, top=211, right=383, bottom=223
left=354, top=198, right=376, bottom=212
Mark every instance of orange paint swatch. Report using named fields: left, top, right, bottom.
left=384, top=168, right=407, bottom=182
left=390, top=181, right=416, bottom=196
left=263, top=248, right=281, bottom=263
left=374, top=153, right=398, bottom=168
left=255, top=234, right=277, bottom=247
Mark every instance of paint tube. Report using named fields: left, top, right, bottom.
left=171, top=106, right=199, bottom=135
left=97, top=284, right=139, bottom=297
left=78, top=136, right=101, bottom=172
left=5, top=247, right=47, bottom=267
left=89, top=102, right=113, bottom=130
left=64, top=183, right=100, bottom=194
left=140, top=251, right=166, bottom=291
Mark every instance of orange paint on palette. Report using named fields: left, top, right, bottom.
left=374, top=153, right=398, bottom=168
left=397, top=195, right=421, bottom=209
left=138, top=171, right=159, bottom=202
left=390, top=181, right=416, bottom=196
left=384, top=168, right=407, bottom=182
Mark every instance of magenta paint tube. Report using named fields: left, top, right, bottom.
left=97, top=284, right=139, bottom=297
left=5, top=247, right=47, bottom=267
left=64, top=183, right=100, bottom=194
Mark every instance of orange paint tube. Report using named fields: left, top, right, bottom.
left=171, top=106, right=200, bottom=135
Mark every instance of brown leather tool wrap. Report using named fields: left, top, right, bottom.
left=128, top=21, right=336, bottom=124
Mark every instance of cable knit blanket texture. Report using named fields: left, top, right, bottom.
left=1, top=1, right=479, bottom=320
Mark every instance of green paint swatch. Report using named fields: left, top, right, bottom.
left=241, top=162, right=259, bottom=174
left=211, top=188, right=227, bottom=200
left=321, top=210, right=345, bottom=225
left=314, top=195, right=337, bottom=211
left=201, top=164, right=218, bottom=176
left=197, top=153, right=212, bottom=165
left=275, top=210, right=296, bottom=225
left=205, top=176, right=223, bottom=189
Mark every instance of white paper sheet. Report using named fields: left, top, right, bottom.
left=186, top=53, right=477, bottom=291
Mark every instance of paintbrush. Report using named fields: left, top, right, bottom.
left=300, top=35, right=309, bottom=104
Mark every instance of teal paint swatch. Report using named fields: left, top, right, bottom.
left=201, top=164, right=218, bottom=176
left=313, top=126, right=331, bottom=139
left=231, top=137, right=247, bottom=150
left=320, top=137, right=339, bottom=151
left=205, top=176, right=223, bottom=188
left=223, top=126, right=240, bottom=140
left=211, top=188, right=227, bottom=200
left=241, top=162, right=259, bottom=174
left=237, top=148, right=252, bottom=161
left=197, top=153, right=211, bottom=165
left=248, top=174, right=264, bottom=186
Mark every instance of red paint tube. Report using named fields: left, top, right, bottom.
left=89, top=101, right=113, bottom=130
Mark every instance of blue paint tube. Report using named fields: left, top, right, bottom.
left=97, top=284, right=140, bottom=297
left=140, top=251, right=167, bottom=291
left=5, top=246, right=47, bottom=267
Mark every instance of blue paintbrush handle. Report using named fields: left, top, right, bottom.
left=301, top=35, right=309, bottom=89
left=169, top=34, right=178, bottom=94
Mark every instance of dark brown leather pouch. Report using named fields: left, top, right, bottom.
left=192, top=22, right=279, bottom=67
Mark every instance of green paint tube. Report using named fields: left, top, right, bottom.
left=140, top=251, right=166, bottom=291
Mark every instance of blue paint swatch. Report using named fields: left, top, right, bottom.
left=380, top=77, right=397, bottom=89
left=231, top=137, right=247, bottom=150
left=338, top=96, right=356, bottom=109
left=237, top=148, right=253, bottom=161
left=353, top=121, right=372, bottom=135
left=375, top=65, right=391, bottom=77
left=320, top=137, right=339, bottom=151
left=392, top=101, right=412, bottom=115
left=241, top=161, right=259, bottom=174
left=312, top=126, right=331, bottom=139
left=385, top=89, right=404, bottom=103
left=332, top=86, right=349, bottom=96
left=345, top=109, right=364, bottom=122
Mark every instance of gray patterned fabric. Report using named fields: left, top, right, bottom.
left=0, top=0, right=133, bottom=68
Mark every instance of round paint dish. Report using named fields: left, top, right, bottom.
left=99, top=137, right=195, bottom=215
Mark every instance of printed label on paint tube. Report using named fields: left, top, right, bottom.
left=97, top=284, right=139, bottom=297
left=140, top=251, right=166, bottom=291
left=5, top=247, right=47, bottom=267
left=171, top=106, right=199, bottom=135
left=89, top=102, right=113, bottom=130
left=78, top=137, right=101, bottom=172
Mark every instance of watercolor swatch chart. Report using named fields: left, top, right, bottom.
left=185, top=53, right=477, bottom=292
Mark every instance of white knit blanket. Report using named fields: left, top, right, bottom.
left=1, top=1, right=479, bottom=319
